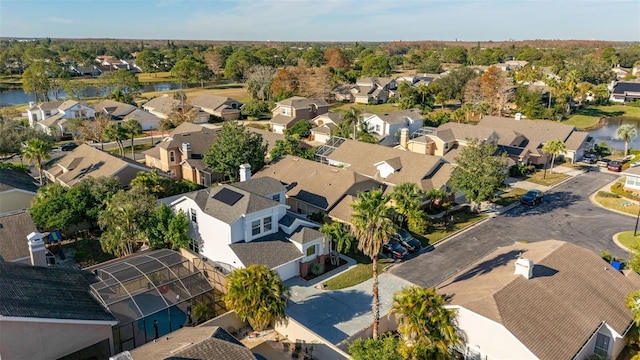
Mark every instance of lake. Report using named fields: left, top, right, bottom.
left=587, top=116, right=640, bottom=151
left=0, top=83, right=184, bottom=106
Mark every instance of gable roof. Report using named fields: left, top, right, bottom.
left=612, top=81, right=640, bottom=95
left=188, top=185, right=281, bottom=224
left=478, top=116, right=575, bottom=151
left=156, top=124, right=218, bottom=155
left=229, top=231, right=303, bottom=269
left=0, top=210, right=37, bottom=262
left=44, top=144, right=152, bottom=187
left=0, top=167, right=38, bottom=193
left=191, top=94, right=242, bottom=112
left=311, top=112, right=343, bottom=125
left=254, top=156, right=383, bottom=212
left=247, top=127, right=287, bottom=154
left=564, top=130, right=592, bottom=151
left=0, top=261, right=116, bottom=322
left=276, top=96, right=329, bottom=109
left=93, top=99, right=137, bottom=118
left=36, top=101, right=64, bottom=111
left=142, top=95, right=181, bottom=115
left=436, top=122, right=497, bottom=142
left=369, top=108, right=424, bottom=125
left=437, top=240, right=640, bottom=360
left=270, top=113, right=296, bottom=125
left=122, top=109, right=161, bottom=124
left=289, top=226, right=323, bottom=245
left=230, top=177, right=286, bottom=197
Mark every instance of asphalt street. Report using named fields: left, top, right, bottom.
left=390, top=171, right=634, bottom=288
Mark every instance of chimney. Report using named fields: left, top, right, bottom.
left=400, top=128, right=409, bottom=149
left=514, top=257, right=534, bottom=279
left=239, top=164, right=251, bottom=182
left=182, top=143, right=192, bottom=159
left=27, top=232, right=47, bottom=267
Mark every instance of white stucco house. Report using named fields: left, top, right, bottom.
left=623, top=166, right=640, bottom=194
left=26, top=100, right=95, bottom=135
left=437, top=240, right=640, bottom=360
left=360, top=108, right=424, bottom=141
left=162, top=169, right=329, bottom=280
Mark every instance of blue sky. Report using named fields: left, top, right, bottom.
left=1, top=0, right=639, bottom=42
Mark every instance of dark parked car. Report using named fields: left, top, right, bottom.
left=394, top=230, right=422, bottom=253
left=59, top=142, right=78, bottom=151
left=382, top=239, right=409, bottom=259
left=520, top=189, right=543, bottom=206
left=608, top=161, right=623, bottom=172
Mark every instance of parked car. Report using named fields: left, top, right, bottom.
left=582, top=154, right=597, bottom=164
left=520, top=189, right=543, bottom=206
left=596, top=159, right=611, bottom=167
left=382, top=239, right=409, bottom=259
left=394, top=230, right=422, bottom=253
left=608, top=161, right=623, bottom=172
left=59, top=142, right=78, bottom=151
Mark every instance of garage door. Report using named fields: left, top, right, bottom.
left=275, top=261, right=299, bottom=281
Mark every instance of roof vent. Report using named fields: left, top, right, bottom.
left=514, top=257, right=534, bottom=279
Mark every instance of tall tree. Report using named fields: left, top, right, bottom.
left=270, top=68, right=299, bottom=100
left=350, top=189, right=396, bottom=339
left=146, top=203, right=191, bottom=251
left=122, top=119, right=142, bottom=159
left=246, top=65, right=276, bottom=101
left=616, top=124, right=638, bottom=157
left=342, top=107, right=362, bottom=141
left=203, top=121, right=267, bottom=182
left=22, top=138, right=51, bottom=185
left=542, top=139, right=568, bottom=176
left=390, top=182, right=424, bottom=228
left=79, top=113, right=110, bottom=150
left=361, top=55, right=391, bottom=77
left=99, top=69, right=141, bottom=99
left=98, top=189, right=155, bottom=257
left=224, top=264, right=291, bottom=331
left=320, top=220, right=356, bottom=255
left=22, top=61, right=52, bottom=102
left=481, top=66, right=513, bottom=117
left=450, top=139, right=508, bottom=210
left=135, top=49, right=162, bottom=75
left=325, top=47, right=350, bottom=71
left=391, top=286, right=461, bottom=359
left=104, top=123, right=128, bottom=158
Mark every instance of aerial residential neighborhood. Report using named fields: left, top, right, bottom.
left=2, top=1, right=640, bottom=360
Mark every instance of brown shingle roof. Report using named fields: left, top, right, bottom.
left=564, top=131, right=591, bottom=151
left=374, top=108, right=424, bottom=125
left=276, top=96, right=329, bottom=109
left=437, top=122, right=497, bottom=142
left=437, top=240, right=640, bottom=360
left=191, top=94, right=242, bottom=114
left=142, top=95, right=181, bottom=116
left=93, top=99, right=137, bottom=118
left=479, top=116, right=576, bottom=148
left=0, top=210, right=36, bottom=262
left=270, top=114, right=295, bottom=125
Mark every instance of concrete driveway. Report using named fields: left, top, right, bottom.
left=391, top=171, right=633, bottom=288
left=284, top=272, right=413, bottom=345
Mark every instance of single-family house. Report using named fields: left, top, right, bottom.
left=478, top=116, right=594, bottom=164
left=353, top=77, right=397, bottom=104
left=0, top=167, right=38, bottom=213
left=612, top=66, right=631, bottom=80
left=310, top=112, right=345, bottom=143
left=70, top=64, right=102, bottom=77
left=315, top=137, right=454, bottom=193
left=270, top=96, right=329, bottom=134
left=505, top=60, right=530, bottom=69
left=143, top=123, right=221, bottom=186
left=0, top=259, right=118, bottom=360
left=623, top=166, right=640, bottom=194
left=0, top=210, right=38, bottom=264
left=438, top=240, right=640, bottom=360
left=191, top=94, right=243, bottom=120
left=610, top=81, right=640, bottom=103
left=331, top=83, right=355, bottom=102
left=44, top=144, right=155, bottom=188
left=121, top=109, right=162, bottom=131
left=163, top=175, right=329, bottom=280
left=406, top=122, right=500, bottom=160
left=26, top=100, right=95, bottom=135
left=142, top=94, right=209, bottom=123
left=395, top=73, right=439, bottom=87
left=93, top=99, right=137, bottom=121
left=254, top=155, right=384, bottom=222
left=361, top=108, right=424, bottom=142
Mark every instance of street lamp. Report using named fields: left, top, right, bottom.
left=634, top=207, right=640, bottom=236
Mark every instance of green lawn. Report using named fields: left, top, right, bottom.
left=322, top=257, right=393, bottom=290
left=493, top=188, right=528, bottom=207
left=424, top=209, right=487, bottom=245
left=329, top=102, right=400, bottom=115
left=594, top=193, right=640, bottom=216
left=564, top=105, right=640, bottom=129
left=526, top=171, right=569, bottom=186
left=617, top=231, right=640, bottom=251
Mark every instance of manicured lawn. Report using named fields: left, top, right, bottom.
left=564, top=105, right=640, bottom=129
left=329, top=102, right=400, bottom=115
left=322, top=257, right=393, bottom=290
left=425, top=209, right=487, bottom=245
left=526, top=171, right=569, bottom=186
left=594, top=193, right=640, bottom=216
left=139, top=84, right=251, bottom=103
left=104, top=142, right=156, bottom=155
left=493, top=188, right=528, bottom=207
left=136, top=72, right=174, bottom=83
left=617, top=231, right=640, bottom=251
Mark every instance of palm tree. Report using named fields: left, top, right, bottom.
left=390, top=182, right=424, bottom=227
left=22, top=138, right=52, bottom=185
left=342, top=106, right=362, bottom=141
left=122, top=119, right=143, bottom=159
left=390, top=286, right=461, bottom=359
left=223, top=264, right=291, bottom=331
left=542, top=139, right=568, bottom=178
left=616, top=124, right=638, bottom=157
left=320, top=221, right=355, bottom=255
left=350, top=189, right=396, bottom=339
left=104, top=122, right=128, bottom=158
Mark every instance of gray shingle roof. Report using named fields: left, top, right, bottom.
left=289, top=227, right=323, bottom=245
left=0, top=261, right=116, bottom=322
left=373, top=108, right=424, bottom=125
left=165, top=337, right=257, bottom=360
left=199, top=185, right=281, bottom=224
left=94, top=99, right=137, bottom=118
left=231, top=177, right=286, bottom=197
left=229, top=230, right=303, bottom=269
left=276, top=96, right=329, bottom=109
left=0, top=210, right=37, bottom=262
left=0, top=168, right=38, bottom=193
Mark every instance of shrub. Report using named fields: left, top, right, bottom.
left=597, top=191, right=620, bottom=198
left=611, top=182, right=639, bottom=200
left=628, top=100, right=640, bottom=108
left=310, top=262, right=324, bottom=276
left=510, top=164, right=528, bottom=177
left=601, top=250, right=612, bottom=263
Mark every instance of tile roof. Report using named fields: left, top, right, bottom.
left=196, top=185, right=281, bottom=224
left=142, top=95, right=181, bottom=116
left=0, top=261, right=116, bottom=322
left=254, top=156, right=383, bottom=211
left=229, top=231, right=303, bottom=269
left=0, top=167, right=38, bottom=193
left=371, top=108, right=424, bottom=125
left=0, top=210, right=37, bottom=262
left=230, top=177, right=286, bottom=197
left=93, top=99, right=137, bottom=118
left=44, top=144, right=152, bottom=187
left=437, top=240, right=640, bottom=360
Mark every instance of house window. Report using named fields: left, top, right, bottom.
left=170, top=151, right=175, bottom=163
left=444, top=143, right=449, bottom=150
left=282, top=107, right=291, bottom=116
left=263, top=217, right=272, bottom=232
left=190, top=238, right=200, bottom=253
left=306, top=245, right=316, bottom=257
left=297, top=203, right=307, bottom=214
left=251, top=220, right=261, bottom=236
left=190, top=208, right=197, bottom=223
left=594, top=333, right=610, bottom=357
left=271, top=194, right=279, bottom=201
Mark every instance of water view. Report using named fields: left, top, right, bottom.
left=588, top=116, right=640, bottom=151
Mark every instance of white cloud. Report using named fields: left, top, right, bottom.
left=48, top=16, right=74, bottom=24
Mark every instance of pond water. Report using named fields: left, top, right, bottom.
left=0, top=82, right=184, bottom=106
left=588, top=116, right=640, bottom=151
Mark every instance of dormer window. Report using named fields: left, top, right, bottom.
left=282, top=107, right=291, bottom=116
left=170, top=151, right=175, bottom=163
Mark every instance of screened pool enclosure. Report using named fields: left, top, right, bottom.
left=90, top=249, right=217, bottom=352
